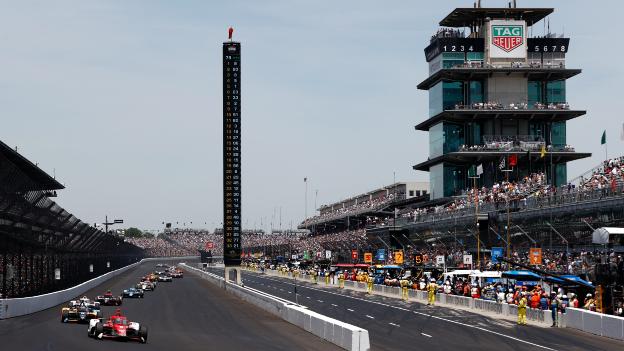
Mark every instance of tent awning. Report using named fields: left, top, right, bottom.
left=502, top=270, right=542, bottom=281
left=592, top=227, right=624, bottom=244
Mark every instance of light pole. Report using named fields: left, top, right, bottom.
left=103, top=215, right=124, bottom=235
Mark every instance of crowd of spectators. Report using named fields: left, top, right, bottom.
left=125, top=236, right=196, bottom=257
left=453, top=101, right=570, bottom=110
left=301, top=194, right=396, bottom=227
left=579, top=156, right=624, bottom=192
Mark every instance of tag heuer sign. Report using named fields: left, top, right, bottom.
left=492, top=25, right=523, bottom=52
left=489, top=20, right=526, bottom=59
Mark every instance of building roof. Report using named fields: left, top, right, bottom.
left=0, top=139, right=64, bottom=191
left=415, top=109, right=587, bottom=131
left=417, top=67, right=581, bottom=90
left=440, top=8, right=553, bottom=28
left=318, top=181, right=428, bottom=211
left=413, top=151, right=592, bottom=172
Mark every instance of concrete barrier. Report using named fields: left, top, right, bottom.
left=182, top=264, right=370, bottom=351
left=0, top=256, right=198, bottom=319
left=561, top=308, right=624, bottom=341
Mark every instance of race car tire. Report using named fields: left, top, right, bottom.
left=95, top=322, right=104, bottom=339
left=139, top=326, right=148, bottom=343
left=61, top=311, right=69, bottom=323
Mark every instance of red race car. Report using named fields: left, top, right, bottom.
left=96, top=290, right=123, bottom=306
left=88, top=309, right=148, bottom=343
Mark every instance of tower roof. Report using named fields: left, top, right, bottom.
left=440, top=7, right=553, bottom=28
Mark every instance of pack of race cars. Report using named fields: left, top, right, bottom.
left=59, top=263, right=184, bottom=344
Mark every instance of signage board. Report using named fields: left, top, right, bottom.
left=351, top=250, right=359, bottom=261
left=375, top=249, right=386, bottom=261
left=394, top=250, right=404, bottom=265
left=364, top=252, right=373, bottom=264
left=489, top=20, right=527, bottom=59
left=491, top=247, right=504, bottom=264
left=325, top=250, right=332, bottom=259
left=414, top=254, right=423, bottom=265
left=206, top=242, right=215, bottom=250
left=529, top=248, right=542, bottom=265
left=463, top=254, right=473, bottom=265
left=436, top=255, right=445, bottom=265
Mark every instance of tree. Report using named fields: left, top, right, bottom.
left=125, top=227, right=143, bottom=238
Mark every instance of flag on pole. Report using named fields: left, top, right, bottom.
left=476, top=164, right=483, bottom=176
left=621, top=123, right=624, bottom=141
left=304, top=177, right=307, bottom=182
left=498, top=156, right=506, bottom=170
left=540, top=144, right=546, bottom=158
left=601, top=130, right=607, bottom=145
left=508, top=154, right=517, bottom=167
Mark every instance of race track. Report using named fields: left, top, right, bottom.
left=207, top=268, right=624, bottom=351
left=0, top=260, right=340, bottom=351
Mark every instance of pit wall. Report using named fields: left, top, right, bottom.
left=0, top=256, right=198, bottom=319
left=181, top=264, right=370, bottom=351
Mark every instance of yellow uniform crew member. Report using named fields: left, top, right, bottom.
left=518, top=293, right=528, bottom=325
left=338, top=272, right=345, bottom=289
left=427, top=279, right=438, bottom=306
left=367, top=275, right=374, bottom=294
left=325, top=271, right=330, bottom=285
left=400, top=279, right=409, bottom=301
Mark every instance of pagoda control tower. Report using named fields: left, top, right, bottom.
left=413, top=3, right=590, bottom=199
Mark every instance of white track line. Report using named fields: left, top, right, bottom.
left=421, top=333, right=432, bottom=338
left=389, top=322, right=400, bottom=327
left=249, top=273, right=556, bottom=351
left=347, top=308, right=355, bottom=312
left=331, top=304, right=338, bottom=307
left=366, top=315, right=375, bottom=319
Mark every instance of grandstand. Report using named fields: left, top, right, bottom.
left=0, top=140, right=143, bottom=298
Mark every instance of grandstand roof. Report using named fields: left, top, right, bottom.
left=417, top=68, right=581, bottom=90
left=413, top=151, right=592, bottom=171
left=0, top=139, right=64, bottom=191
left=415, top=109, right=587, bottom=131
left=439, top=8, right=553, bottom=28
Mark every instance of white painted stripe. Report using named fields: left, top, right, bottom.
left=347, top=308, right=354, bottom=312
left=250, top=274, right=556, bottom=351
left=331, top=304, right=338, bottom=307
left=421, top=333, right=432, bottom=338
left=389, top=322, right=400, bottom=327
left=366, top=315, right=374, bottom=319
left=317, top=300, right=323, bottom=303
left=306, top=296, right=311, bottom=299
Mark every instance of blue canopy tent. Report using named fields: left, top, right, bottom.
left=502, top=270, right=542, bottom=281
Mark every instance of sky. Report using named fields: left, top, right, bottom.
left=1, top=0, right=623, bottom=232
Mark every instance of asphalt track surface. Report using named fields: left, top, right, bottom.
left=207, top=267, right=624, bottom=351
left=0, top=260, right=340, bottom=351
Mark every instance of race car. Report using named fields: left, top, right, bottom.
left=158, top=274, right=172, bottom=282
left=136, top=280, right=156, bottom=291
left=88, top=309, right=148, bottom=343
left=169, top=270, right=183, bottom=278
left=62, top=304, right=97, bottom=323
left=69, top=295, right=93, bottom=307
left=122, top=287, right=144, bottom=298
left=145, top=273, right=159, bottom=282
left=96, top=290, right=123, bottom=306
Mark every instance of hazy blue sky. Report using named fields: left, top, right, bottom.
left=1, top=0, right=622, bottom=232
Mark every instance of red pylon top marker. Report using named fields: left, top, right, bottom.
left=228, top=27, right=234, bottom=40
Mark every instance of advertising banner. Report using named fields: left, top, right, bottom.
left=325, top=250, right=332, bottom=259
left=364, top=252, right=373, bottom=264
left=205, top=242, right=214, bottom=250
left=489, top=20, right=527, bottom=59
left=463, top=254, right=473, bottom=265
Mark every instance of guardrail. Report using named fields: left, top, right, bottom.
left=564, top=308, right=624, bottom=341
left=181, top=264, right=370, bottom=351
left=0, top=256, right=199, bottom=319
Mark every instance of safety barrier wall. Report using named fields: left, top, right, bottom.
left=181, top=264, right=370, bottom=351
left=562, top=308, right=624, bottom=341
left=0, top=256, right=198, bottom=319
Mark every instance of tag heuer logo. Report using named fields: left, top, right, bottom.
left=492, top=25, right=523, bottom=52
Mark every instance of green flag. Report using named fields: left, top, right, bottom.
left=601, top=130, right=606, bottom=145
